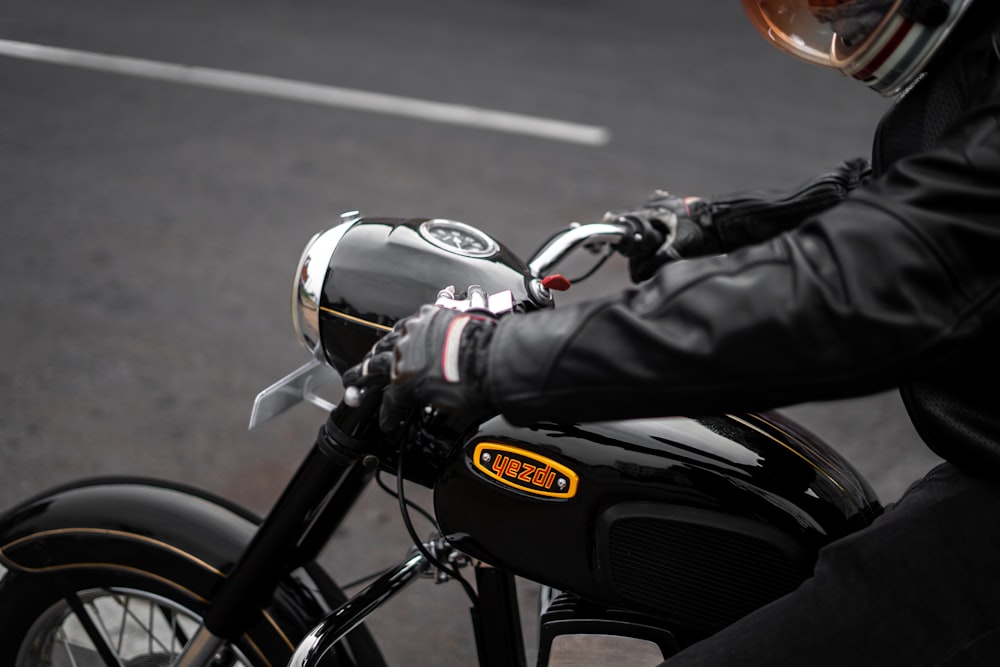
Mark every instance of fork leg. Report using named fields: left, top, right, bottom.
left=170, top=625, right=225, bottom=667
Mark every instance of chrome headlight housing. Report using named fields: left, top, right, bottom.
left=290, top=212, right=538, bottom=374
left=291, top=213, right=360, bottom=354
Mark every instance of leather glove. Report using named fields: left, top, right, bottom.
left=607, top=158, right=871, bottom=284
left=605, top=193, right=718, bottom=283
left=342, top=305, right=497, bottom=433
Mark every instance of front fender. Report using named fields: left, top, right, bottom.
left=0, top=477, right=341, bottom=637
left=0, top=476, right=386, bottom=664
left=0, top=476, right=259, bottom=586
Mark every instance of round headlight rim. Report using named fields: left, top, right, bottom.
left=291, top=214, right=360, bottom=355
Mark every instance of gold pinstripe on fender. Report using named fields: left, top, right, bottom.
left=1, top=526, right=297, bottom=655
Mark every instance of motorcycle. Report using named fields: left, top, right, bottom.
left=0, top=211, right=882, bottom=666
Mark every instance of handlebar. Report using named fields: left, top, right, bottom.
left=343, top=219, right=645, bottom=411
left=527, top=221, right=632, bottom=277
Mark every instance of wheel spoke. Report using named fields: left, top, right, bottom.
left=148, top=599, right=155, bottom=654
left=65, top=592, right=125, bottom=667
left=113, top=595, right=177, bottom=655
left=114, top=594, right=128, bottom=652
left=160, top=603, right=190, bottom=651
left=55, top=628, right=81, bottom=667
left=14, top=586, right=258, bottom=667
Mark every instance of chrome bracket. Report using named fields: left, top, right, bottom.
left=248, top=353, right=338, bottom=430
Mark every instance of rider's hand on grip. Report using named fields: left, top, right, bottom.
left=605, top=191, right=720, bottom=283
left=343, top=304, right=498, bottom=433
left=606, top=158, right=872, bottom=284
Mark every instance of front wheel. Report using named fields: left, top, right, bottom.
left=0, top=478, right=387, bottom=667
left=1, top=569, right=251, bottom=665
left=0, top=567, right=244, bottom=664
left=0, top=562, right=383, bottom=666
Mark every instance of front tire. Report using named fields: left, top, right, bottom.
left=0, top=562, right=383, bottom=666
left=0, top=477, right=387, bottom=666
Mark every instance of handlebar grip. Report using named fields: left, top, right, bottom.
left=330, top=385, right=384, bottom=440
left=609, top=215, right=665, bottom=259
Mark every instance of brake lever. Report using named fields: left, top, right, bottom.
left=433, top=285, right=516, bottom=315
left=343, top=285, right=515, bottom=409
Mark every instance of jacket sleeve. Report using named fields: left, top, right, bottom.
left=708, top=157, right=872, bottom=252
left=486, top=99, right=1000, bottom=426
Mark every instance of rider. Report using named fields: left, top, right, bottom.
left=346, top=0, right=1000, bottom=662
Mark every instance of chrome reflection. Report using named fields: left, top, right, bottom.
left=292, top=212, right=360, bottom=353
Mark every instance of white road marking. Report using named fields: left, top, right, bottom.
left=0, top=38, right=610, bottom=146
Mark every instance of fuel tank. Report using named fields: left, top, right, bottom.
left=434, top=411, right=881, bottom=635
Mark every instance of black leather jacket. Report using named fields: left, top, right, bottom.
left=487, top=12, right=1000, bottom=475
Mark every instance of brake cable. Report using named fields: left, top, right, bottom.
left=565, top=244, right=614, bottom=283
left=340, top=469, right=438, bottom=592
left=394, top=422, right=479, bottom=605
left=376, top=469, right=438, bottom=529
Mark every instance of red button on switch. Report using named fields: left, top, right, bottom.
left=541, top=274, right=572, bottom=291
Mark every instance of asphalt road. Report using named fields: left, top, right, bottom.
left=0, top=0, right=943, bottom=664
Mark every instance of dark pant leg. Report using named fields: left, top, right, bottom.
left=658, top=463, right=1000, bottom=667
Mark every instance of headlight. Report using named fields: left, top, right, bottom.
left=291, top=213, right=536, bottom=374
left=291, top=212, right=360, bottom=353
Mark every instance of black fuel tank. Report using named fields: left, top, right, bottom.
left=434, top=411, right=881, bottom=634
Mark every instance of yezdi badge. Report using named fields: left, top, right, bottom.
left=472, top=443, right=579, bottom=499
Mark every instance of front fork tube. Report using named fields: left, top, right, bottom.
left=171, top=627, right=225, bottom=667
left=174, top=393, right=527, bottom=667
left=175, top=403, right=381, bottom=664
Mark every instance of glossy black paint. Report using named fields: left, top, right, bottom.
left=0, top=477, right=257, bottom=576
left=318, top=217, right=539, bottom=373
left=472, top=567, right=527, bottom=667
left=434, top=411, right=882, bottom=629
left=0, top=476, right=375, bottom=659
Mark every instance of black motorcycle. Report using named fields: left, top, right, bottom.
left=0, top=212, right=882, bottom=665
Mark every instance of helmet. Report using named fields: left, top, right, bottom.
left=741, top=0, right=976, bottom=95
